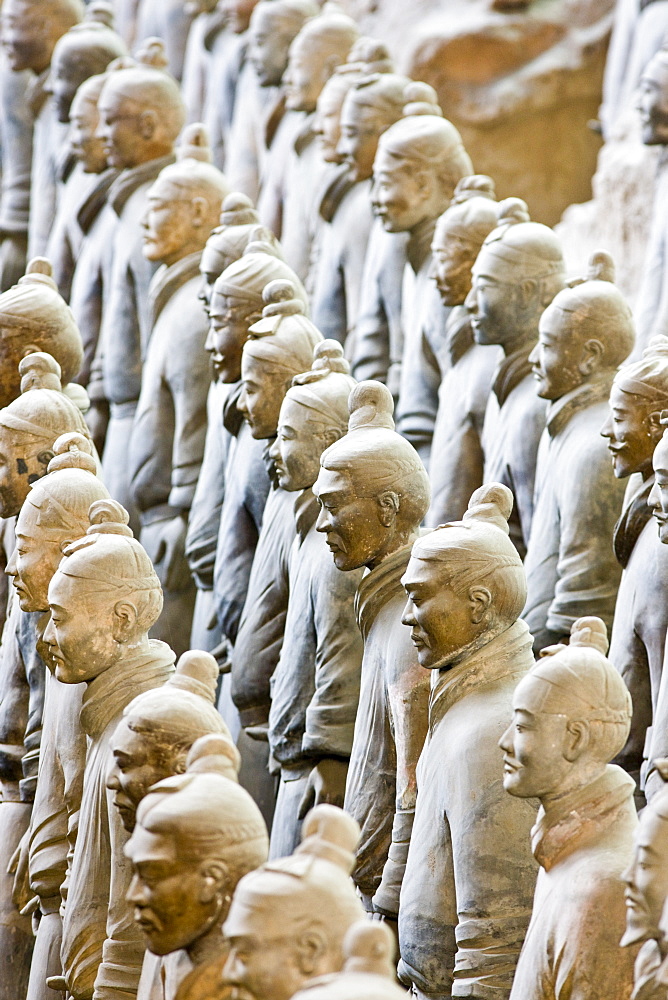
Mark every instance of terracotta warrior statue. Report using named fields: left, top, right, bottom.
left=6, top=432, right=108, bottom=1000
left=0, top=358, right=94, bottom=1000
left=257, top=8, right=359, bottom=282
left=468, top=198, right=566, bottom=557
left=523, top=251, right=634, bottom=652
left=43, top=498, right=174, bottom=1000
left=128, top=125, right=229, bottom=656
left=223, top=805, right=366, bottom=1000
left=45, top=8, right=127, bottom=302
left=313, top=381, right=431, bottom=920
left=262, top=338, right=363, bottom=858
left=225, top=0, right=318, bottom=202
left=600, top=337, right=668, bottom=798
left=231, top=280, right=322, bottom=736
left=0, top=257, right=84, bottom=408
left=397, top=482, right=536, bottom=999
left=93, top=63, right=185, bottom=528
left=0, top=0, right=84, bottom=261
left=372, top=108, right=473, bottom=468
left=634, top=47, right=668, bottom=357
left=425, top=175, right=500, bottom=527
left=623, top=758, right=668, bottom=1000
left=311, top=71, right=408, bottom=351
left=127, top=733, right=268, bottom=1000
left=502, top=617, right=637, bottom=1000
left=186, top=196, right=276, bottom=655
left=207, top=243, right=307, bottom=651
left=290, top=922, right=408, bottom=1000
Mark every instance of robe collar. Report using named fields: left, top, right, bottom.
left=222, top=380, right=246, bottom=436
left=77, top=167, right=121, bottom=234
left=545, top=372, right=613, bottom=439
left=445, top=305, right=474, bottom=367
left=148, top=250, right=203, bottom=327
left=492, top=342, right=535, bottom=406
left=429, top=619, right=533, bottom=731
left=355, top=541, right=414, bottom=641
left=80, top=639, right=175, bottom=739
left=613, top=474, right=655, bottom=569
left=531, top=764, right=636, bottom=872
left=294, top=487, right=319, bottom=543
left=406, top=216, right=436, bottom=276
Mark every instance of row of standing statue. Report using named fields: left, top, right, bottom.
left=1, top=1, right=668, bottom=1000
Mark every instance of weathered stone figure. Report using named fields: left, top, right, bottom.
left=502, top=617, right=637, bottom=1000
left=371, top=109, right=473, bottom=467
left=311, top=72, right=408, bottom=351
left=6, top=433, right=108, bottom=1000
left=290, top=922, right=407, bottom=1000
left=258, top=9, right=359, bottom=281
left=425, top=175, right=501, bottom=527
left=128, top=125, right=229, bottom=656
left=523, top=251, right=634, bottom=652
left=313, top=381, right=430, bottom=919
left=398, top=482, right=537, bottom=1000
left=126, top=732, right=268, bottom=1000
left=623, top=758, right=668, bottom=1000
left=44, top=499, right=174, bottom=1000
left=263, top=338, right=363, bottom=857
left=601, top=337, right=668, bottom=796
left=468, top=198, right=566, bottom=557
left=94, top=63, right=185, bottom=528
left=223, top=805, right=366, bottom=1000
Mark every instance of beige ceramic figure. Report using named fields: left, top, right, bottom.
left=502, top=617, right=637, bottom=1000
left=623, top=759, right=668, bottom=1000
left=128, top=125, right=229, bottom=656
left=223, top=804, right=366, bottom=1000
left=523, top=251, right=634, bottom=651
left=311, top=71, right=409, bottom=350
left=313, top=381, right=431, bottom=919
left=258, top=9, right=359, bottom=281
left=43, top=498, right=174, bottom=1000
left=397, top=482, right=537, bottom=999
left=291, top=921, right=407, bottom=1000
left=0, top=0, right=84, bottom=259
left=7, top=432, right=109, bottom=1000
left=93, top=63, right=185, bottom=528
left=261, top=338, right=363, bottom=858
left=425, top=175, right=501, bottom=527
left=0, top=258, right=84, bottom=408
left=601, top=338, right=668, bottom=797
left=467, top=198, right=566, bottom=556
left=371, top=109, right=473, bottom=467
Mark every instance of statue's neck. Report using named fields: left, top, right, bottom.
left=186, top=908, right=228, bottom=967
left=366, top=526, right=421, bottom=572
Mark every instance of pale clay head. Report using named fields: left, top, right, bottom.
left=603, top=336, right=668, bottom=482
left=337, top=73, right=411, bottom=183
left=0, top=258, right=84, bottom=408
left=650, top=412, right=668, bottom=543
left=270, top=340, right=355, bottom=491
left=48, top=8, right=127, bottom=123
left=623, top=761, right=668, bottom=948
left=223, top=804, right=365, bottom=1000
left=529, top=250, right=635, bottom=402
left=0, top=0, right=84, bottom=75
left=8, top=431, right=107, bottom=613
left=69, top=73, right=109, bottom=173
left=291, top=922, right=407, bottom=1000
left=402, top=482, right=526, bottom=671
left=0, top=352, right=91, bottom=519
left=43, top=498, right=163, bottom=685
left=283, top=10, right=359, bottom=113
left=107, top=649, right=231, bottom=833
left=239, top=279, right=323, bottom=439
left=500, top=617, right=632, bottom=807
left=96, top=65, right=185, bottom=169
left=142, top=124, right=229, bottom=267
left=247, top=0, right=318, bottom=88
left=126, top=732, right=268, bottom=958
left=206, top=242, right=308, bottom=383
left=466, top=198, right=566, bottom=354
left=372, top=112, right=472, bottom=234
left=314, top=380, right=430, bottom=572
left=429, top=175, right=497, bottom=307
left=638, top=48, right=668, bottom=146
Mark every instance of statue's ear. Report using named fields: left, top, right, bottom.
left=198, top=859, right=229, bottom=904
left=138, top=109, right=158, bottom=141
left=376, top=490, right=399, bottom=528
left=579, top=338, right=604, bottom=377
left=190, top=195, right=208, bottom=228
left=649, top=409, right=665, bottom=436
left=518, top=277, right=538, bottom=310
left=564, top=719, right=590, bottom=762
left=112, top=600, right=138, bottom=637
left=468, top=587, right=492, bottom=624
left=294, top=927, right=328, bottom=975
